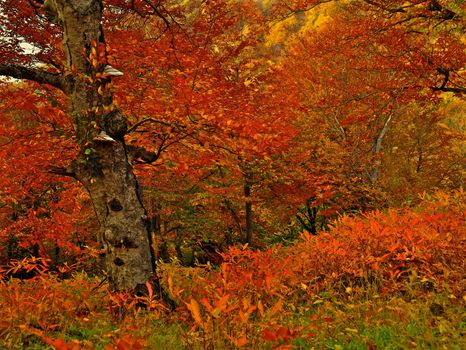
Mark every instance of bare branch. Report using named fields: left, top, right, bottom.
left=433, top=68, right=466, bottom=94
left=142, top=0, right=171, bottom=29
left=432, top=86, right=466, bottom=94
left=126, top=144, right=160, bottom=164
left=271, top=0, right=334, bottom=23
left=362, top=0, right=412, bottom=13
left=48, top=165, right=76, bottom=177
left=127, top=117, right=173, bottom=133
left=0, top=64, right=67, bottom=92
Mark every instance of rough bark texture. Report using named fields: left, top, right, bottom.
left=47, top=0, right=154, bottom=290
left=75, top=140, right=154, bottom=290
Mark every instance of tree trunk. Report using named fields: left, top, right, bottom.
left=370, top=113, right=393, bottom=183
left=244, top=172, right=253, bottom=245
left=75, top=141, right=154, bottom=290
left=47, top=0, right=154, bottom=290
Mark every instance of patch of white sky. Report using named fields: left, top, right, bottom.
left=0, top=2, right=45, bottom=56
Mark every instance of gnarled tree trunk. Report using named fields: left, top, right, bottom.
left=44, top=0, right=154, bottom=290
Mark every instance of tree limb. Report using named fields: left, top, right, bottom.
left=126, top=144, right=157, bottom=164
left=0, top=64, right=67, bottom=92
left=127, top=117, right=174, bottom=133
left=223, top=199, right=244, bottom=238
left=433, top=68, right=466, bottom=94
left=48, top=165, right=76, bottom=177
left=432, top=86, right=466, bottom=94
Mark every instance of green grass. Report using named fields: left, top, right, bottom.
left=271, top=291, right=465, bottom=350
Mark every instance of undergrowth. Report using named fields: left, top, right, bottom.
left=0, top=190, right=464, bottom=349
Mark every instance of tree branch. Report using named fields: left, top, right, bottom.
left=363, top=0, right=400, bottom=13
left=48, top=165, right=76, bottom=177
left=127, top=117, right=174, bottom=133
left=432, top=86, right=466, bottom=94
left=0, top=64, right=67, bottom=92
left=223, top=199, right=244, bottom=238
left=433, top=68, right=466, bottom=94
left=126, top=144, right=160, bottom=164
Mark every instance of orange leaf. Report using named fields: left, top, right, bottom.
left=236, top=336, right=248, bottom=347
left=201, top=298, right=213, bottom=313
left=145, top=281, right=153, bottom=299
left=188, top=298, right=203, bottom=325
left=269, top=299, right=283, bottom=317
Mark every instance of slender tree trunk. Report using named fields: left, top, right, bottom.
left=47, top=0, right=154, bottom=290
left=244, top=172, right=253, bottom=245
left=370, top=113, right=393, bottom=183
left=223, top=199, right=244, bottom=239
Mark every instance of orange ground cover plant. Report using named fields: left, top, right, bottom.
left=164, top=190, right=465, bottom=347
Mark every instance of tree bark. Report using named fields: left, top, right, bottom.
left=370, top=113, right=393, bottom=183
left=42, top=0, right=154, bottom=290
left=244, top=172, right=253, bottom=245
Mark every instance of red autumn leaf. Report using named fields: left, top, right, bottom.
left=262, top=328, right=278, bottom=342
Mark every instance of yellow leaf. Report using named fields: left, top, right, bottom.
left=239, top=310, right=249, bottom=322
left=345, top=328, right=358, bottom=333
left=242, top=297, right=251, bottom=310
left=212, top=308, right=222, bottom=318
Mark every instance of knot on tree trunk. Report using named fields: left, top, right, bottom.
left=113, top=257, right=125, bottom=266
left=108, top=198, right=123, bottom=211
